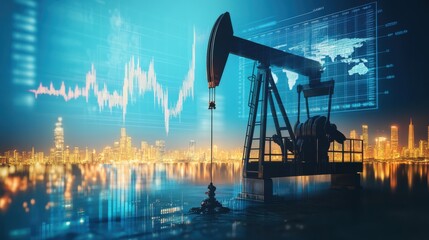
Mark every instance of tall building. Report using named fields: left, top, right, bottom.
left=64, top=145, right=70, bottom=163
left=54, top=117, right=64, bottom=163
left=188, top=140, right=196, bottom=160
left=141, top=141, right=149, bottom=161
left=126, top=136, right=132, bottom=160
left=349, top=130, right=357, bottom=139
left=113, top=141, right=120, bottom=160
left=375, top=137, right=388, bottom=160
left=85, top=147, right=89, bottom=162
left=418, top=140, right=426, bottom=158
left=73, top=147, right=80, bottom=163
left=121, top=128, right=126, bottom=138
left=120, top=128, right=127, bottom=160
left=391, top=125, right=399, bottom=157
left=362, top=125, right=369, bottom=158
left=155, top=140, right=166, bottom=161
left=408, top=118, right=414, bottom=150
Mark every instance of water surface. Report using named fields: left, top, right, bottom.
left=1, top=161, right=428, bottom=239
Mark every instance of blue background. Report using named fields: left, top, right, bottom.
left=0, top=0, right=427, bottom=152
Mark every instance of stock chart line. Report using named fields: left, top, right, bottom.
left=30, top=31, right=196, bottom=134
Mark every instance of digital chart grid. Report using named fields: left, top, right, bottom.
left=238, top=2, right=377, bottom=118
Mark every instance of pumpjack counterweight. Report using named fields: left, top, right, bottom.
left=207, top=12, right=363, bottom=201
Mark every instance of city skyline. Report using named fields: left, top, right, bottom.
left=0, top=0, right=427, bottom=161
left=0, top=116, right=244, bottom=165
left=351, top=118, right=429, bottom=160
left=2, top=0, right=428, bottom=156
left=2, top=115, right=429, bottom=163
left=1, top=1, right=429, bottom=239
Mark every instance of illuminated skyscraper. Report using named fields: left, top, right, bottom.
left=362, top=125, right=368, bottom=158
left=126, top=136, right=132, bottom=160
left=349, top=130, right=357, bottom=139
left=188, top=140, right=196, bottom=160
left=418, top=140, right=426, bottom=158
left=155, top=140, right=166, bottom=161
left=408, top=118, right=414, bottom=150
left=54, top=117, right=64, bottom=163
left=375, top=137, right=387, bottom=160
left=73, top=147, right=80, bottom=163
left=141, top=141, right=149, bottom=161
left=391, top=125, right=399, bottom=157
left=120, top=128, right=127, bottom=160
left=85, top=147, right=89, bottom=162
left=64, top=145, right=70, bottom=163
left=113, top=141, right=119, bottom=160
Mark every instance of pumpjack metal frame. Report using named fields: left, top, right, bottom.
left=242, top=64, right=295, bottom=179
left=207, top=12, right=363, bottom=201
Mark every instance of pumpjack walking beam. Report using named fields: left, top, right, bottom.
left=207, top=12, right=322, bottom=89
left=206, top=12, right=323, bottom=175
left=206, top=12, right=362, bottom=201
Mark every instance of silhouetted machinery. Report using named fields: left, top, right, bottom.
left=207, top=12, right=362, bottom=201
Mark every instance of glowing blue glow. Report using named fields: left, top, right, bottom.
left=238, top=2, right=377, bottom=117
left=12, top=32, right=36, bottom=42
left=271, top=72, right=278, bottom=84
left=12, top=54, right=35, bottom=62
left=13, top=69, right=35, bottom=78
left=0, top=0, right=386, bottom=151
left=282, top=69, right=299, bottom=90
left=14, top=0, right=37, bottom=8
left=348, top=62, right=369, bottom=75
left=13, top=13, right=37, bottom=24
left=242, top=21, right=277, bottom=33
left=12, top=43, right=36, bottom=52
left=13, top=78, right=35, bottom=86
left=14, top=23, right=37, bottom=33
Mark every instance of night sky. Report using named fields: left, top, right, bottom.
left=335, top=0, right=429, bottom=146
left=0, top=0, right=427, bottom=152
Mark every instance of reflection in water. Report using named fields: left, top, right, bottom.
left=362, top=161, right=429, bottom=192
left=0, top=161, right=429, bottom=239
left=0, top=163, right=242, bottom=239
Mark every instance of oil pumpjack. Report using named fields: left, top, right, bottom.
left=205, top=12, right=363, bottom=202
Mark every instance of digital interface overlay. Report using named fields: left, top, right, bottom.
left=1, top=0, right=413, bottom=152
left=9, top=1, right=198, bottom=136
left=238, top=2, right=378, bottom=118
